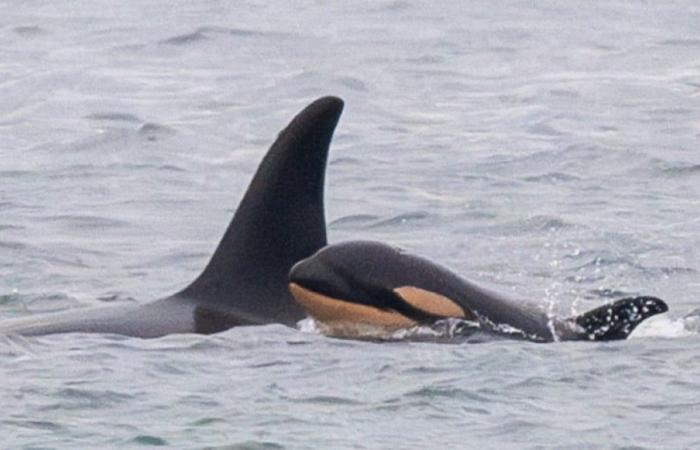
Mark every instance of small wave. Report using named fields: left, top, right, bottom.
left=44, top=214, right=130, bottom=230
left=647, top=107, right=693, bottom=116
left=329, top=156, right=364, bottom=166
left=572, top=255, right=695, bottom=281
left=525, top=215, right=572, bottom=231
left=199, top=25, right=286, bottom=38
left=197, top=100, right=240, bottom=113
left=368, top=211, right=430, bottom=229
left=406, top=54, right=444, bottom=64
left=53, top=387, right=134, bottom=410
left=160, top=26, right=288, bottom=47
left=683, top=309, right=700, bottom=334
left=522, top=172, right=582, bottom=184
left=662, top=164, right=700, bottom=176
left=0, top=292, right=20, bottom=306
left=658, top=38, right=700, bottom=47
left=160, top=30, right=209, bottom=46
left=374, top=0, right=412, bottom=11
left=0, top=224, right=24, bottom=232
left=203, top=441, right=283, bottom=450
left=2, top=419, right=64, bottom=432
left=223, top=28, right=259, bottom=37
left=130, top=435, right=169, bottom=446
left=686, top=307, right=700, bottom=318
left=548, top=88, right=579, bottom=98
left=480, top=215, right=573, bottom=235
left=65, top=162, right=185, bottom=173
left=329, top=214, right=380, bottom=229
left=334, top=76, right=368, bottom=92
left=405, top=386, right=483, bottom=401
left=0, top=169, right=33, bottom=178
left=138, top=122, right=176, bottom=141
left=527, top=121, right=564, bottom=137
left=0, top=240, right=28, bottom=251
left=330, top=212, right=430, bottom=230
left=85, top=112, right=141, bottom=123
left=587, top=288, right=635, bottom=299
left=648, top=158, right=700, bottom=177
left=96, top=292, right=138, bottom=303
left=0, top=333, right=40, bottom=356
left=188, top=417, right=226, bottom=427
left=658, top=266, right=697, bottom=276
left=13, top=25, right=46, bottom=37
left=19, top=293, right=82, bottom=313
left=159, top=164, right=186, bottom=172
left=571, top=254, right=640, bottom=272
left=295, top=395, right=361, bottom=406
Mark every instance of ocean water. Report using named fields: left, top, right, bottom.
left=1, top=1, right=700, bottom=448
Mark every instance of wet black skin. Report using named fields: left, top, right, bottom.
left=0, top=96, right=344, bottom=338
left=290, top=241, right=669, bottom=342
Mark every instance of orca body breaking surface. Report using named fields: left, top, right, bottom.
left=0, top=96, right=344, bottom=338
left=288, top=241, right=668, bottom=342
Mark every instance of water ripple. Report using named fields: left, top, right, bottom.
left=2, top=1, right=700, bottom=449
left=85, top=112, right=141, bottom=123
left=160, top=30, right=209, bottom=46
left=367, top=211, right=430, bottom=228
left=130, top=435, right=169, bottom=446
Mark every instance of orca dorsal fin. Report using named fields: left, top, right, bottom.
left=179, top=96, right=344, bottom=324
left=568, top=296, right=668, bottom=341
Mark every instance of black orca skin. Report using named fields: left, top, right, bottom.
left=289, top=241, right=668, bottom=342
left=0, top=96, right=344, bottom=338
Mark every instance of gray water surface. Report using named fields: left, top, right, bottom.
left=1, top=1, right=700, bottom=448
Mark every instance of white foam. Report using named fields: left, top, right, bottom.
left=629, top=315, right=696, bottom=339
left=296, top=317, right=398, bottom=340
left=296, top=317, right=323, bottom=334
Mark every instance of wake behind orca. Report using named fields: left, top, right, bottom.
left=0, top=96, right=344, bottom=338
left=288, top=241, right=668, bottom=342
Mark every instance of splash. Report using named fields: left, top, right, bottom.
left=628, top=314, right=697, bottom=339
left=297, top=317, right=488, bottom=343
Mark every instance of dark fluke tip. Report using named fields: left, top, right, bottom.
left=640, top=296, right=669, bottom=314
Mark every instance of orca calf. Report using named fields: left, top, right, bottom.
left=0, top=96, right=344, bottom=338
left=289, top=241, right=668, bottom=342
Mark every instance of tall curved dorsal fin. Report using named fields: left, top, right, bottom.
left=179, top=96, right=344, bottom=325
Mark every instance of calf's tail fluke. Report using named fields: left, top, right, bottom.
left=567, top=296, right=668, bottom=341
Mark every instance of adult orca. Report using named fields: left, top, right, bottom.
left=0, top=96, right=344, bottom=338
left=288, top=241, right=668, bottom=342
